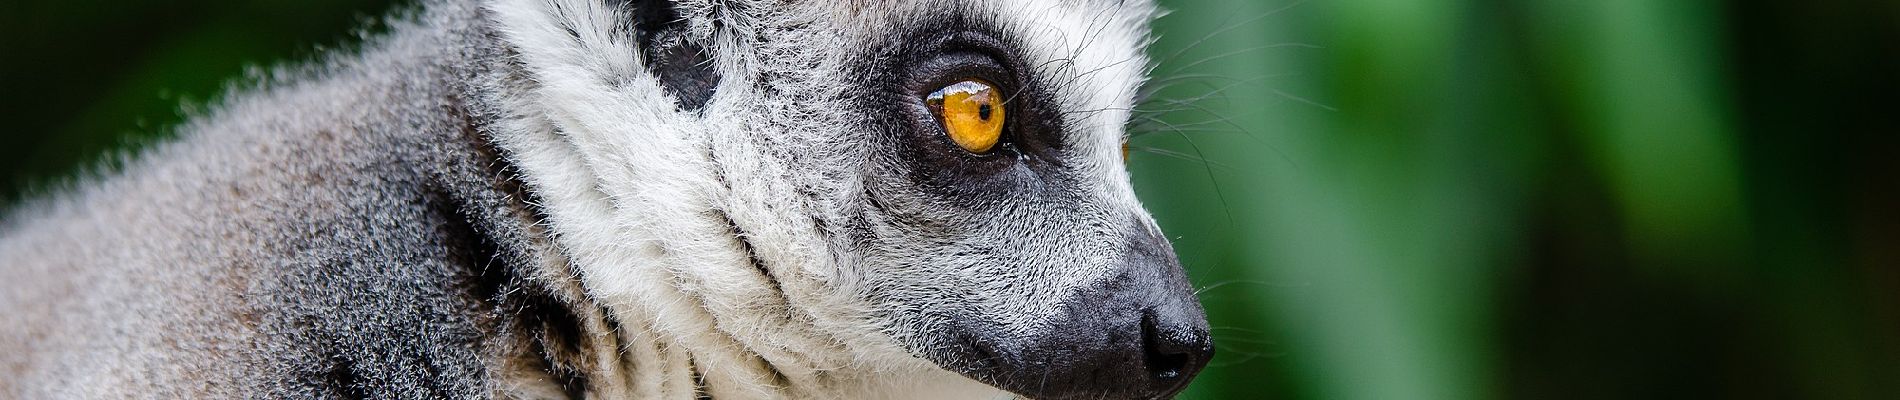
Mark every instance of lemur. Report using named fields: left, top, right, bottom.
left=0, top=0, right=1211, bottom=398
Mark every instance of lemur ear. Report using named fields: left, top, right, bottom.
left=624, top=0, right=719, bottom=112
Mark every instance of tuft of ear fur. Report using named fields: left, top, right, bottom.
left=623, top=0, right=720, bottom=111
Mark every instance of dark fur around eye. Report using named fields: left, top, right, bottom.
left=839, top=17, right=1081, bottom=210
left=901, top=34, right=1067, bottom=163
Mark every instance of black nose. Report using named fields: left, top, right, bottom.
left=926, top=222, right=1213, bottom=399
left=971, top=299, right=1213, bottom=400
left=1142, top=309, right=1213, bottom=385
left=959, top=237, right=1214, bottom=400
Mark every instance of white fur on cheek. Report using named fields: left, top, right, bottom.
left=486, top=0, right=776, bottom=397
left=482, top=0, right=1001, bottom=398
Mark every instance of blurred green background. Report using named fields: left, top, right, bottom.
left=3, top=0, right=1895, bottom=398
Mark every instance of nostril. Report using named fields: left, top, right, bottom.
left=1140, top=312, right=1195, bottom=381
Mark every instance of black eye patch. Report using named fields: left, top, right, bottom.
left=840, top=24, right=1080, bottom=211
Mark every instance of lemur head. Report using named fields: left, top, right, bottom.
left=483, top=0, right=1209, bottom=398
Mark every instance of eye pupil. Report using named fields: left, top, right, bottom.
left=925, top=79, right=1006, bottom=154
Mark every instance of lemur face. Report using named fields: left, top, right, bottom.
left=488, top=0, right=1208, bottom=398
left=773, top=2, right=1211, bottom=398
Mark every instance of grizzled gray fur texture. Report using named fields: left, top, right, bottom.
left=0, top=0, right=1211, bottom=399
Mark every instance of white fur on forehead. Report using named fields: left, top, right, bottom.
left=482, top=0, right=1160, bottom=397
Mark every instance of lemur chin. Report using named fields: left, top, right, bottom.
left=0, top=0, right=1212, bottom=399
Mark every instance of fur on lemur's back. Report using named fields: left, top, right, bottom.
left=0, top=0, right=1207, bottom=399
left=0, top=3, right=541, bottom=397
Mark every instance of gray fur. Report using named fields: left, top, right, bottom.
left=0, top=1, right=1209, bottom=399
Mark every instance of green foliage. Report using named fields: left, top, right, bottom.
left=0, top=0, right=396, bottom=204
left=1141, top=1, right=1899, bottom=398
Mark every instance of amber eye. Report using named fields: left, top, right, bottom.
left=925, top=80, right=1006, bottom=153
